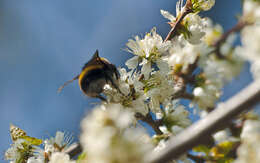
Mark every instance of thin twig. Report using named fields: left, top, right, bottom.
left=147, top=80, right=260, bottom=163
left=213, top=20, right=249, bottom=59
left=171, top=57, right=199, bottom=101
left=179, top=92, right=194, bottom=100
left=171, top=90, right=194, bottom=101
left=135, top=112, right=164, bottom=135
left=164, top=0, right=193, bottom=42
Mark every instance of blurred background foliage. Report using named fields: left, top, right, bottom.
left=0, top=0, right=251, bottom=161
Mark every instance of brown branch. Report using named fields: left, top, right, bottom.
left=179, top=92, right=194, bottom=100
left=226, top=142, right=241, bottom=158
left=164, top=0, right=193, bottom=42
left=147, top=80, right=260, bottom=163
left=171, top=57, right=199, bottom=100
left=213, top=20, right=250, bottom=59
left=179, top=57, right=199, bottom=84
left=171, top=91, right=194, bottom=101
left=135, top=112, right=164, bottom=135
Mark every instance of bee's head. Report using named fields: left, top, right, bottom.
left=92, top=49, right=99, bottom=59
left=82, top=50, right=109, bottom=70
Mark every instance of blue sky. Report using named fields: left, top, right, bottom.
left=0, top=0, right=251, bottom=161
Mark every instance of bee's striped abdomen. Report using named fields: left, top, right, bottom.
left=79, top=65, right=107, bottom=96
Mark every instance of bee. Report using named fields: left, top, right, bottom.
left=58, top=50, right=120, bottom=101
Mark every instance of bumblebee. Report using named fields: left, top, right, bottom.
left=58, top=50, right=120, bottom=101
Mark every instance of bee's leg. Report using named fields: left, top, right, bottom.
left=96, top=94, right=107, bottom=102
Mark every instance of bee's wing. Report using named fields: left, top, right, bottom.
left=57, top=75, right=79, bottom=93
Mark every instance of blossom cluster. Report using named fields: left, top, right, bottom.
left=5, top=124, right=75, bottom=163
left=235, top=119, right=260, bottom=163
left=5, top=0, right=260, bottom=162
left=80, top=104, right=153, bottom=163
left=237, top=0, right=260, bottom=79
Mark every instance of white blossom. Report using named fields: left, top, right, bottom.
left=168, top=37, right=200, bottom=73
left=49, top=152, right=75, bottom=163
left=203, top=18, right=223, bottom=46
left=193, top=85, right=219, bottom=109
left=27, top=157, right=44, bottom=163
left=235, top=120, right=260, bottom=163
left=125, top=56, right=139, bottom=69
left=5, top=139, right=26, bottom=162
left=5, top=0, right=258, bottom=162
left=126, top=27, right=171, bottom=62
left=161, top=6, right=208, bottom=44
left=240, top=120, right=260, bottom=139
left=141, top=59, right=152, bottom=80
left=195, top=31, right=243, bottom=109
left=160, top=10, right=176, bottom=22
left=164, top=101, right=191, bottom=133
left=44, top=131, right=73, bottom=154
left=243, top=0, right=260, bottom=23
left=195, top=0, right=215, bottom=11
left=239, top=25, right=260, bottom=79
left=80, top=104, right=153, bottom=163
left=185, top=14, right=207, bottom=44
left=213, top=129, right=238, bottom=143
left=145, top=72, right=175, bottom=114
left=200, top=54, right=243, bottom=88
left=103, top=68, right=148, bottom=115
left=125, top=27, right=171, bottom=80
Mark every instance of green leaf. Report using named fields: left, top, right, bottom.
left=173, top=64, right=183, bottom=73
left=195, top=73, right=206, bottom=87
left=193, top=145, right=211, bottom=155
left=77, top=152, right=87, bottom=163
left=210, top=141, right=234, bottom=159
left=152, top=134, right=170, bottom=145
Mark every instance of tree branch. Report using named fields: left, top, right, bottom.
left=135, top=112, right=164, bottom=135
left=213, top=20, right=249, bottom=59
left=171, top=91, right=194, bottom=101
left=147, top=80, right=260, bottom=163
left=164, top=0, right=193, bottom=42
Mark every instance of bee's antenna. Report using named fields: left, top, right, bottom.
left=57, top=75, right=79, bottom=93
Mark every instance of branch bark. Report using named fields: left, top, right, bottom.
left=147, top=80, right=260, bottom=163
left=164, top=0, right=193, bottom=42
left=213, top=20, right=249, bottom=59
left=135, top=112, right=164, bottom=135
